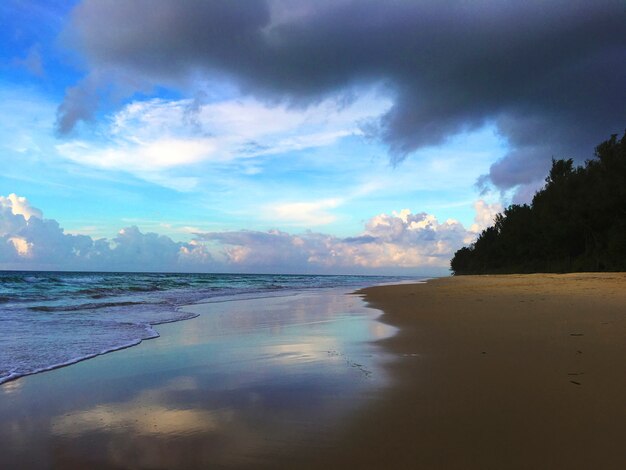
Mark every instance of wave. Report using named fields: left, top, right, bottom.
left=28, top=301, right=147, bottom=312
left=128, top=285, right=163, bottom=292
left=0, top=334, right=155, bottom=386
left=0, top=311, right=200, bottom=386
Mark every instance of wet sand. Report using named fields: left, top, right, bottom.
left=319, top=273, right=626, bottom=469
left=0, top=289, right=395, bottom=469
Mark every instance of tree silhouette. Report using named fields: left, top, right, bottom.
left=451, top=130, right=626, bottom=274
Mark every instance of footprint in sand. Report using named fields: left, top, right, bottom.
left=567, top=373, right=584, bottom=380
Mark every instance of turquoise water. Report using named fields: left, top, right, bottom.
left=0, top=271, right=413, bottom=384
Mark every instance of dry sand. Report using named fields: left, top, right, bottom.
left=313, top=273, right=626, bottom=469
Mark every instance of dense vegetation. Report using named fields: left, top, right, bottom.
left=451, top=131, right=626, bottom=275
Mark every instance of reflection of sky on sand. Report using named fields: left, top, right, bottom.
left=53, top=403, right=229, bottom=437
left=0, top=379, right=23, bottom=395
left=0, top=289, right=397, bottom=468
left=51, top=377, right=230, bottom=438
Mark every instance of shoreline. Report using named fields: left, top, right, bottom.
left=2, top=274, right=624, bottom=468
left=0, top=312, right=200, bottom=387
left=0, top=271, right=411, bottom=388
left=0, top=288, right=394, bottom=469
left=0, top=284, right=389, bottom=386
left=312, top=273, right=626, bottom=468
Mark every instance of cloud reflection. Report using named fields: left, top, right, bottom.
left=53, top=404, right=230, bottom=438
left=0, top=379, right=23, bottom=395
left=52, top=377, right=232, bottom=438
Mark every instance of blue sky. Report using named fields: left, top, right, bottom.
left=1, top=1, right=623, bottom=274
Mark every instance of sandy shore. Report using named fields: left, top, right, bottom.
left=2, top=274, right=625, bottom=469
left=316, top=273, right=626, bottom=469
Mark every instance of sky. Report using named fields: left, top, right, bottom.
left=1, top=0, right=624, bottom=275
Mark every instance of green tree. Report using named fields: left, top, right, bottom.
left=451, top=130, right=626, bottom=274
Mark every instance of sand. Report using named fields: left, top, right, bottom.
left=2, top=274, right=625, bottom=469
left=0, top=289, right=394, bottom=469
left=318, top=273, right=626, bottom=469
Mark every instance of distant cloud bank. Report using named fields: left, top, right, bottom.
left=0, top=194, right=498, bottom=275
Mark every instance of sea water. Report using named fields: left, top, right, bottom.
left=0, top=271, right=411, bottom=384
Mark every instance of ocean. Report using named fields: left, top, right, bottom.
left=0, top=271, right=412, bottom=385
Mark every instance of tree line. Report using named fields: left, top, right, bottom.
left=451, top=131, right=626, bottom=275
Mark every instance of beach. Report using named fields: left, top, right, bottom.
left=329, top=273, right=626, bottom=469
left=5, top=3, right=624, bottom=469
left=0, top=287, right=396, bottom=469
left=2, top=274, right=625, bottom=468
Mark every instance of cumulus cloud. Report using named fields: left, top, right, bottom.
left=57, top=0, right=626, bottom=198
left=0, top=196, right=93, bottom=267
left=1, top=194, right=498, bottom=274
left=0, top=194, right=211, bottom=271
left=198, top=208, right=474, bottom=273
left=469, top=200, right=504, bottom=234
left=0, top=194, right=43, bottom=221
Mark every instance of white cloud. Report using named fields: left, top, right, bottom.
left=0, top=86, right=507, bottom=239
left=0, top=194, right=212, bottom=271
left=0, top=194, right=496, bottom=274
left=469, top=199, right=503, bottom=234
left=0, top=193, right=43, bottom=221
left=199, top=209, right=472, bottom=273
left=57, top=138, right=215, bottom=171
left=8, top=236, right=32, bottom=257
left=266, top=198, right=342, bottom=226
left=55, top=92, right=392, bottom=189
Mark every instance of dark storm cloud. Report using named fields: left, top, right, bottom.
left=58, top=0, right=626, bottom=194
